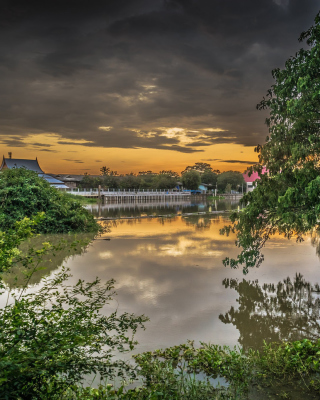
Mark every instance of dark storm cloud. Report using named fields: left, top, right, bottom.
left=31, top=142, right=53, bottom=147
left=63, top=159, right=84, bottom=163
left=0, top=1, right=318, bottom=151
left=223, top=159, right=258, bottom=164
left=37, top=149, right=57, bottom=152
left=202, top=158, right=257, bottom=164
left=0, top=137, right=26, bottom=147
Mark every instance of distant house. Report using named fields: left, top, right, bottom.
left=49, top=174, right=85, bottom=188
left=198, top=184, right=214, bottom=193
left=0, top=156, right=68, bottom=189
left=243, top=167, right=268, bottom=192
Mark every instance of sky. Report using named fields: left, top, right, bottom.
left=0, top=0, right=318, bottom=174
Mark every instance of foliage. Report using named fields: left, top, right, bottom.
left=216, top=171, right=244, bottom=192
left=151, top=173, right=177, bottom=189
left=119, top=175, right=141, bottom=190
left=102, top=175, right=120, bottom=189
left=225, top=183, right=232, bottom=194
left=0, top=268, right=148, bottom=399
left=181, top=162, right=215, bottom=175
left=0, top=168, right=99, bottom=233
left=132, top=341, right=250, bottom=399
left=100, top=166, right=118, bottom=176
left=158, top=170, right=179, bottom=178
left=181, top=170, right=201, bottom=190
left=221, top=12, right=320, bottom=272
left=80, top=173, right=102, bottom=189
left=200, top=170, right=218, bottom=187
left=127, top=339, right=320, bottom=399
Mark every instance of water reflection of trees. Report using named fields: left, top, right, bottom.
left=219, top=274, right=320, bottom=350
left=2, top=233, right=95, bottom=289
left=182, top=215, right=225, bottom=230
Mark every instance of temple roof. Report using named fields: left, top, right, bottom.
left=0, top=157, right=67, bottom=188
left=1, top=157, right=44, bottom=173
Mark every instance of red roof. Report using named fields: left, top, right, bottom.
left=243, top=167, right=268, bottom=183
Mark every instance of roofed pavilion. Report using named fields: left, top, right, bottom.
left=0, top=156, right=68, bottom=189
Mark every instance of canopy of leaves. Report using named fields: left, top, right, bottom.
left=221, top=12, right=320, bottom=273
left=0, top=168, right=99, bottom=233
left=216, top=171, right=245, bottom=192
left=0, top=269, right=147, bottom=398
left=200, top=170, right=218, bottom=186
left=79, top=174, right=102, bottom=189
left=181, top=162, right=213, bottom=175
left=151, top=173, right=178, bottom=189
left=100, top=166, right=118, bottom=176
left=181, top=170, right=201, bottom=190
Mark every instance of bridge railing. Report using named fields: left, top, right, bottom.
left=66, top=188, right=192, bottom=196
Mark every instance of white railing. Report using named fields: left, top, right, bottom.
left=66, top=188, right=192, bottom=196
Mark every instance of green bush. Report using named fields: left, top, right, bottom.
left=0, top=269, right=148, bottom=399
left=0, top=168, right=99, bottom=233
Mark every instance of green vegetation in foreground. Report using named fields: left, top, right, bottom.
left=221, top=11, right=320, bottom=273
left=9, top=339, right=319, bottom=399
left=0, top=268, right=148, bottom=399
left=0, top=168, right=100, bottom=233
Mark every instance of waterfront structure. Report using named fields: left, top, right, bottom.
left=0, top=156, right=68, bottom=189
left=49, top=174, right=85, bottom=188
left=243, top=167, right=268, bottom=192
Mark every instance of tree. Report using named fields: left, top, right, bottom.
left=201, top=170, right=218, bottom=187
left=101, top=174, right=119, bottom=189
left=221, top=12, right=320, bottom=273
left=0, top=268, right=147, bottom=398
left=181, top=162, right=212, bottom=175
left=79, top=173, right=101, bottom=189
left=119, top=174, right=141, bottom=190
left=152, top=173, right=177, bottom=189
left=100, top=166, right=118, bottom=176
left=158, top=170, right=179, bottom=179
left=181, top=170, right=201, bottom=190
left=217, top=171, right=244, bottom=192
left=225, top=183, right=232, bottom=194
left=0, top=169, right=99, bottom=234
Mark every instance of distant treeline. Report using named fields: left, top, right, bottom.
left=79, top=162, right=245, bottom=192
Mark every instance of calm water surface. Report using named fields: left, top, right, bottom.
left=3, top=200, right=320, bottom=354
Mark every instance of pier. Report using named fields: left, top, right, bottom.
left=67, top=188, right=192, bottom=203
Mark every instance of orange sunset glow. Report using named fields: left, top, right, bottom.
left=0, top=133, right=258, bottom=174
left=0, top=2, right=316, bottom=175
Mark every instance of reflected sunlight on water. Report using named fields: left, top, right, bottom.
left=2, top=200, right=320, bottom=355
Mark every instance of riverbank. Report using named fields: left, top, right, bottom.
left=95, top=209, right=230, bottom=221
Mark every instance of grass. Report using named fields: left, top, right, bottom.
left=64, top=193, right=98, bottom=204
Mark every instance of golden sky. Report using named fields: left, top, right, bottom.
left=0, top=2, right=316, bottom=175
left=0, top=133, right=258, bottom=174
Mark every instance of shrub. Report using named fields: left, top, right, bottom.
left=0, top=168, right=99, bottom=233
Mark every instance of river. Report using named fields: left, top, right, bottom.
left=2, top=199, right=320, bottom=355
